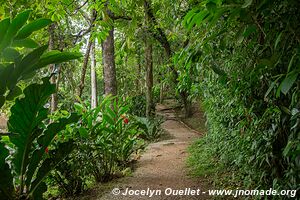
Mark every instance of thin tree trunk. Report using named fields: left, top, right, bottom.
left=77, top=9, right=97, bottom=98
left=135, top=48, right=142, bottom=94
left=90, top=41, right=98, bottom=108
left=145, top=41, right=154, bottom=117
left=144, top=1, right=192, bottom=117
left=102, top=27, right=117, bottom=96
left=78, top=34, right=93, bottom=98
left=49, top=23, right=58, bottom=113
left=144, top=0, right=154, bottom=117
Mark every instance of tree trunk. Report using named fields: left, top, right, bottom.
left=90, top=41, right=98, bottom=109
left=77, top=10, right=97, bottom=98
left=78, top=34, right=93, bottom=98
left=135, top=48, right=142, bottom=94
left=102, top=27, right=117, bottom=96
left=144, top=0, right=154, bottom=117
left=145, top=39, right=154, bottom=117
left=143, top=1, right=192, bottom=117
left=48, top=23, right=58, bottom=113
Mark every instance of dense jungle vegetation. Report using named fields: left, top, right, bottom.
left=0, top=0, right=299, bottom=199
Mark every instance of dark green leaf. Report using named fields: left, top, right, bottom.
left=0, top=18, right=10, bottom=46
left=8, top=78, right=55, bottom=175
left=0, top=63, right=14, bottom=95
left=103, top=113, right=115, bottom=126
left=25, top=113, right=80, bottom=187
left=242, top=0, right=253, bottom=8
left=275, top=32, right=283, bottom=50
left=31, top=51, right=82, bottom=71
left=30, top=141, right=75, bottom=194
left=287, top=53, right=297, bottom=73
left=280, top=72, right=298, bottom=95
left=2, top=48, right=20, bottom=62
left=0, top=95, right=4, bottom=108
left=14, top=45, right=48, bottom=81
left=32, top=182, right=47, bottom=200
left=243, top=25, right=256, bottom=37
left=0, top=142, right=14, bottom=200
left=190, top=10, right=209, bottom=29
left=206, top=2, right=216, bottom=13
left=6, top=86, right=22, bottom=101
left=211, top=64, right=227, bottom=77
left=78, top=127, right=89, bottom=138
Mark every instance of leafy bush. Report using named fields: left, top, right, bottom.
left=0, top=79, right=80, bottom=200
left=77, top=96, right=144, bottom=182
left=128, top=95, right=146, bottom=117
left=134, top=116, right=164, bottom=141
left=0, top=11, right=81, bottom=199
left=48, top=96, right=144, bottom=197
left=180, top=0, right=300, bottom=195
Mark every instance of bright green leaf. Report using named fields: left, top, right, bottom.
left=15, top=19, right=52, bottom=40
left=12, top=38, right=39, bottom=48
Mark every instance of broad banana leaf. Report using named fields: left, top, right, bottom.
left=8, top=78, right=55, bottom=178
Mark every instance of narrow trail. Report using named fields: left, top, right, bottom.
left=79, top=103, right=209, bottom=200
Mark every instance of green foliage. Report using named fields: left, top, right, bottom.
left=0, top=10, right=81, bottom=199
left=128, top=95, right=147, bottom=117
left=0, top=78, right=80, bottom=200
left=75, top=96, right=143, bottom=182
left=180, top=0, right=300, bottom=195
left=0, top=10, right=81, bottom=108
left=47, top=96, right=145, bottom=197
left=134, top=116, right=164, bottom=141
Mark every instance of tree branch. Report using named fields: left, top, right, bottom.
left=144, top=0, right=172, bottom=58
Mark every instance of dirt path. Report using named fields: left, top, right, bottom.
left=78, top=103, right=209, bottom=200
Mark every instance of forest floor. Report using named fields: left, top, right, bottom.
left=75, top=101, right=211, bottom=200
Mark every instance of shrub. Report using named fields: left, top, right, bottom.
left=128, top=95, right=146, bottom=117
left=48, top=96, right=145, bottom=197
left=134, top=116, right=164, bottom=141
left=0, top=11, right=81, bottom=199
left=180, top=0, right=300, bottom=195
left=0, top=79, right=80, bottom=199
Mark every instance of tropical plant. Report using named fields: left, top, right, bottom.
left=128, top=95, right=147, bottom=117
left=181, top=0, right=300, bottom=194
left=77, top=96, right=143, bottom=182
left=0, top=10, right=81, bottom=108
left=48, top=96, right=144, bottom=195
left=0, top=10, right=82, bottom=199
left=134, top=116, right=164, bottom=141
left=0, top=78, right=80, bottom=200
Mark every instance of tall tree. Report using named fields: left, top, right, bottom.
left=90, top=41, right=98, bottom=108
left=77, top=9, right=97, bottom=98
left=144, top=0, right=192, bottom=117
left=78, top=34, right=93, bottom=98
left=49, top=23, right=58, bottom=113
left=102, top=5, right=117, bottom=96
left=144, top=0, right=154, bottom=117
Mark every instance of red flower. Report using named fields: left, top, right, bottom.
left=123, top=118, right=129, bottom=124
left=45, top=147, right=49, bottom=154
